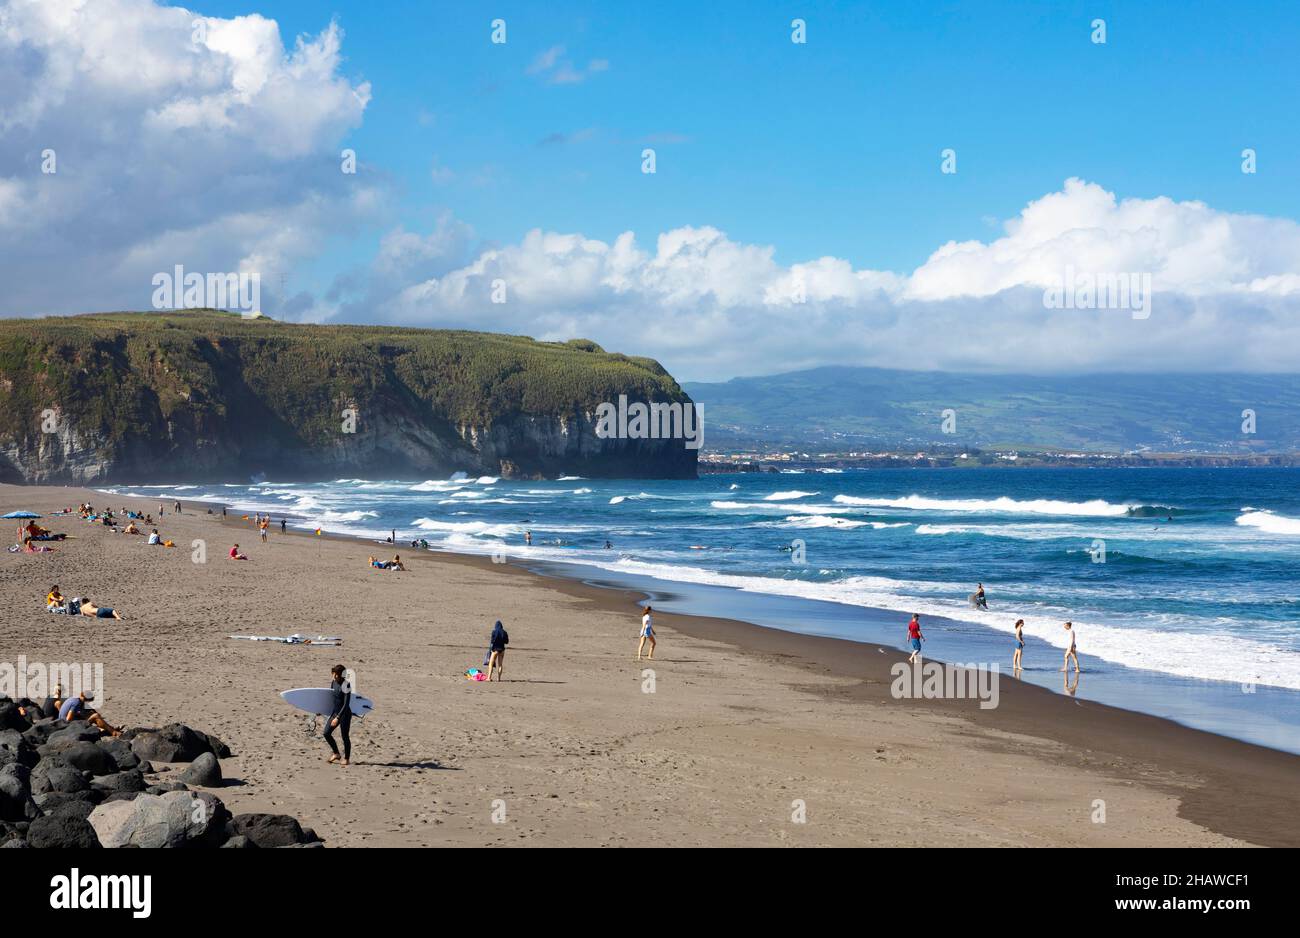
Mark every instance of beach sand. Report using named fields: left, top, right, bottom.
left=4, top=483, right=1299, bottom=847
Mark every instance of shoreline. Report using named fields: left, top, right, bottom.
left=166, top=481, right=1300, bottom=754
left=6, top=483, right=1300, bottom=847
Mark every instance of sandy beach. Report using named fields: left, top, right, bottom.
left=4, top=483, right=1299, bottom=848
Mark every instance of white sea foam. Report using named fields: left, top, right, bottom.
left=832, top=494, right=1135, bottom=516
left=764, top=490, right=819, bottom=501
left=1236, top=510, right=1300, bottom=535
left=561, top=559, right=1300, bottom=690
left=410, top=517, right=518, bottom=538
left=776, top=515, right=871, bottom=529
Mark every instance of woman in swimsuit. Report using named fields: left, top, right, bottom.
left=637, top=606, right=656, bottom=661
left=1012, top=618, right=1025, bottom=672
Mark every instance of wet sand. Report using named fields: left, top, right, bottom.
left=4, top=483, right=1298, bottom=847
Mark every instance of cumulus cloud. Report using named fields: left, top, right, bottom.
left=0, top=0, right=375, bottom=316
left=341, top=179, right=1300, bottom=381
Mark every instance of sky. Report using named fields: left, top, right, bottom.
left=2, top=0, right=1299, bottom=381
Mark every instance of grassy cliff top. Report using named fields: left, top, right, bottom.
left=0, top=310, right=689, bottom=436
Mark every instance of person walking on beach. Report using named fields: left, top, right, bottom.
left=1061, top=621, right=1081, bottom=673
left=259, top=518, right=269, bottom=543
left=1012, top=618, right=1025, bottom=672
left=637, top=606, right=656, bottom=660
left=174, top=500, right=181, bottom=514
left=907, top=614, right=924, bottom=663
left=485, top=620, right=509, bottom=681
left=324, top=663, right=352, bottom=766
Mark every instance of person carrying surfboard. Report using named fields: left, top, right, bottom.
left=324, top=663, right=353, bottom=766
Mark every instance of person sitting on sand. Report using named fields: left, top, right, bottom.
left=123, top=521, right=141, bottom=535
left=485, top=620, right=509, bottom=681
left=58, top=691, right=123, bottom=737
left=637, top=606, right=656, bottom=660
left=907, top=613, right=924, bottom=663
left=388, top=554, right=406, bottom=571
left=47, top=585, right=64, bottom=609
left=147, top=528, right=161, bottom=545
left=229, top=544, right=248, bottom=560
left=1061, top=621, right=1081, bottom=673
left=79, top=599, right=122, bottom=620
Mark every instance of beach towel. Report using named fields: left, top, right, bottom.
left=465, top=668, right=487, bottom=681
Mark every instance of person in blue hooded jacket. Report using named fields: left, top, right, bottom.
left=485, top=621, right=509, bottom=682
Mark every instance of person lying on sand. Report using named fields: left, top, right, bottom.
left=59, top=691, right=123, bottom=737
left=368, top=556, right=389, bottom=569
left=79, top=599, right=123, bottom=620
left=229, top=544, right=248, bottom=560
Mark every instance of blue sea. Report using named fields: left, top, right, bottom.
left=102, top=467, right=1300, bottom=752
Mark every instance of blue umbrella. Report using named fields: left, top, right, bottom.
left=2, top=511, right=41, bottom=519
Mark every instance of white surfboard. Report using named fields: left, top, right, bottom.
left=231, top=634, right=343, bottom=645
left=280, top=687, right=375, bottom=719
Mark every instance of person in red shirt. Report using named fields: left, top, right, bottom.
left=907, top=614, right=924, bottom=663
left=229, top=544, right=248, bottom=560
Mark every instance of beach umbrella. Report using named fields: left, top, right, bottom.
left=2, top=511, right=41, bottom=519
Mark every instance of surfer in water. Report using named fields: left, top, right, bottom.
left=637, top=606, right=656, bottom=660
left=324, top=663, right=352, bottom=766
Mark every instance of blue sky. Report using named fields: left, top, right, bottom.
left=4, top=0, right=1299, bottom=380
left=201, top=0, right=1298, bottom=276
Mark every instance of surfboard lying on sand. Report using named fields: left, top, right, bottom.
left=230, top=634, right=343, bottom=645
left=280, top=687, right=375, bottom=718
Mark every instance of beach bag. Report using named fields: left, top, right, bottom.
left=66, top=599, right=81, bottom=616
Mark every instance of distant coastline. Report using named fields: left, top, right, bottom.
left=699, top=449, right=1300, bottom=473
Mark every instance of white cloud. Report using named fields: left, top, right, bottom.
left=0, top=0, right=375, bottom=315
left=525, top=44, right=609, bottom=85
left=344, top=179, right=1300, bottom=381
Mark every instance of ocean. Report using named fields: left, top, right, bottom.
left=100, top=467, right=1300, bottom=752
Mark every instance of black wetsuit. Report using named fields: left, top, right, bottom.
left=323, top=679, right=352, bottom=760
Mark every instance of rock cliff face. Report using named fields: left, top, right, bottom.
left=0, top=311, right=698, bottom=483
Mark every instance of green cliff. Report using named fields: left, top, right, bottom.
left=0, top=311, right=698, bottom=482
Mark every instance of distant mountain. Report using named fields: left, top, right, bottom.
left=0, top=310, right=697, bottom=482
left=685, top=366, right=1300, bottom=453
